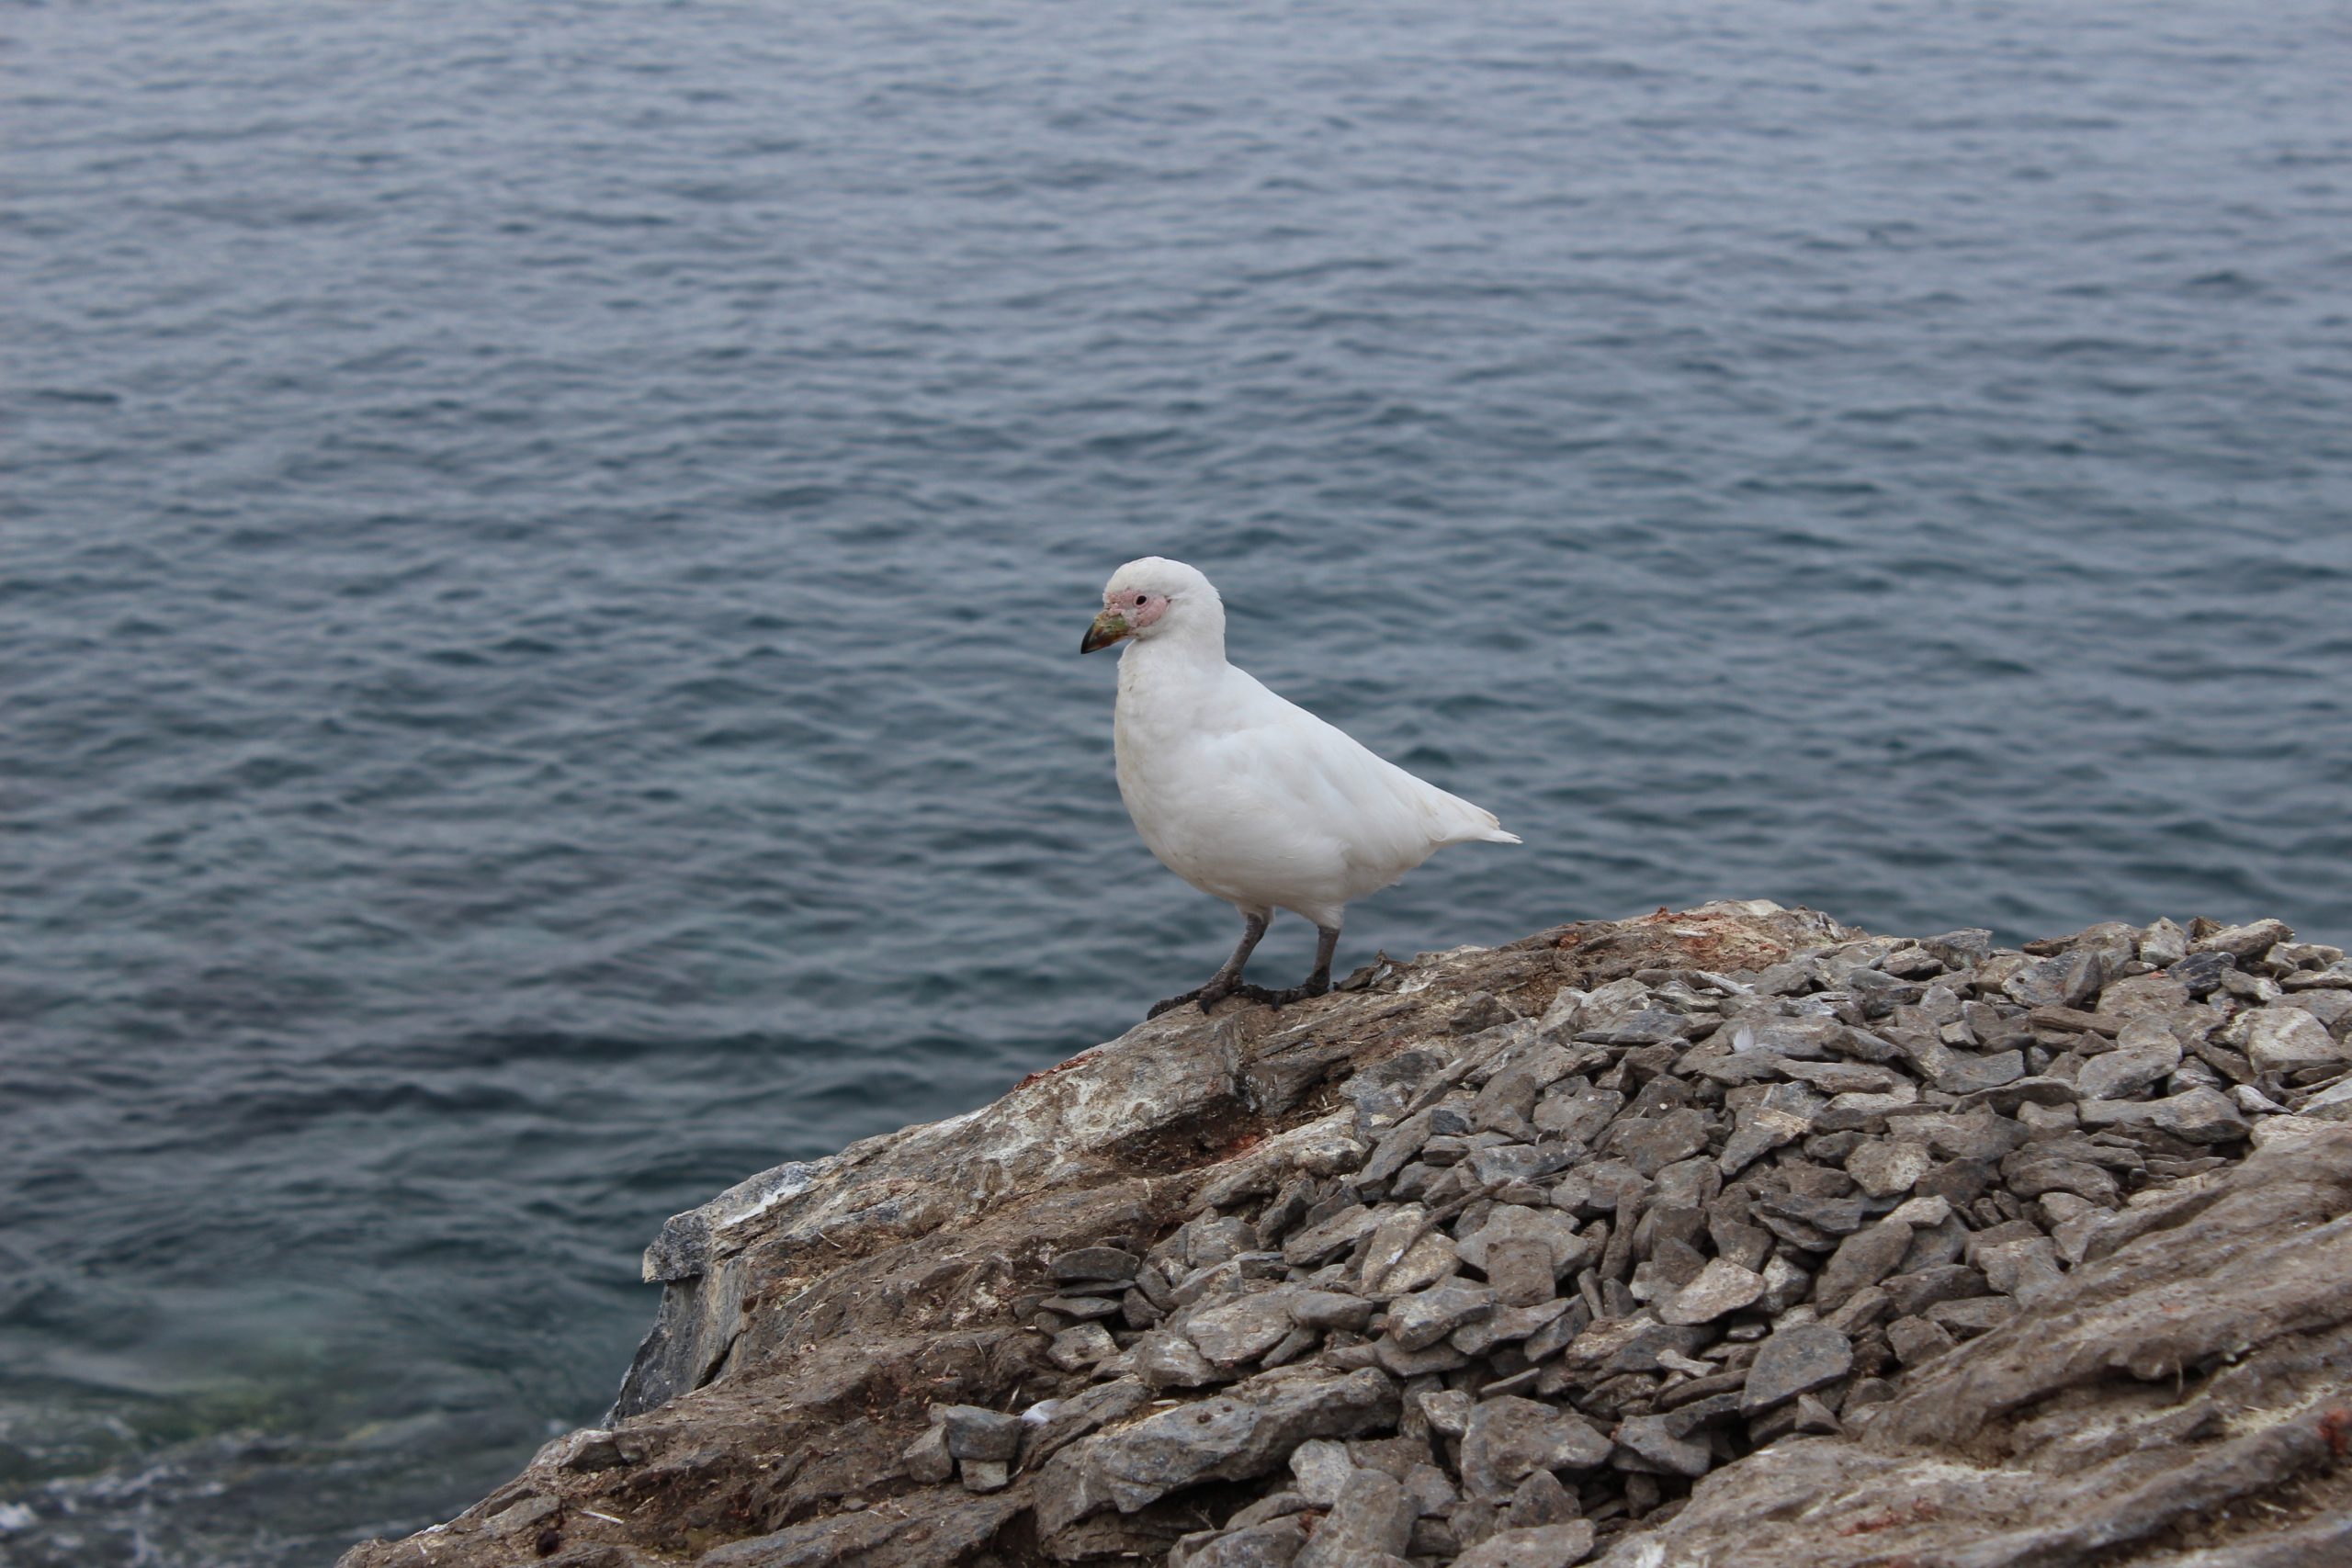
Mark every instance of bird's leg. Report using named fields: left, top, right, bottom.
left=1250, top=924, right=1341, bottom=1008
left=1148, top=910, right=1271, bottom=1018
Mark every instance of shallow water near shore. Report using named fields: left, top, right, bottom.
left=5, top=0, right=2350, bottom=1560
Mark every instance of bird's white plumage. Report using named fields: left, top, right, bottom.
left=1102, top=558, right=1518, bottom=931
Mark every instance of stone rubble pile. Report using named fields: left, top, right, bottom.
left=905, top=915, right=2352, bottom=1567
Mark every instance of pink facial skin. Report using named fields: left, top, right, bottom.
left=1106, top=589, right=1169, bottom=630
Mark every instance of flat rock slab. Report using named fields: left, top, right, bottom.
left=1742, top=1323, right=1855, bottom=1415
left=1186, top=1290, right=1301, bottom=1366
left=1037, top=1366, right=1401, bottom=1530
left=1456, top=1520, right=1598, bottom=1568
left=1659, top=1258, right=1764, bottom=1325
left=1460, top=1395, right=1611, bottom=1501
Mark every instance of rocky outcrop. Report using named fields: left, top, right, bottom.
left=334, top=903, right=2352, bottom=1568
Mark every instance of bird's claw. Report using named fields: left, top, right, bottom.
left=1148, top=977, right=1239, bottom=1019
left=1146, top=988, right=1204, bottom=1020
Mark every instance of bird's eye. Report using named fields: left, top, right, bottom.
left=1134, top=593, right=1147, bottom=605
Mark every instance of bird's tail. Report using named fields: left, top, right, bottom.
left=1431, top=791, right=1521, bottom=847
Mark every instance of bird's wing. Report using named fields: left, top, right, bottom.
left=1217, top=670, right=1519, bottom=869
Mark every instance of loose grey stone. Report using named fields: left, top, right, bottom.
left=1927, top=1294, right=2018, bottom=1333
left=1921, top=929, right=1995, bottom=969
left=1535, top=1086, right=1625, bottom=1145
left=1282, top=1205, right=1384, bottom=1268
left=1758, top=1253, right=1813, bottom=1313
left=1613, top=1412, right=1713, bottom=1478
left=1913, top=1109, right=2030, bottom=1162
left=1049, top=1323, right=1118, bottom=1371
left=2282, top=990, right=2352, bottom=1040
left=1618, top=1419, right=1712, bottom=1495
left=1740, top=1323, right=1855, bottom=1414
left=1295, top=1467, right=1416, bottom=1567
left=1753, top=1191, right=1868, bottom=1235
left=1403, top=1461, right=1458, bottom=1517
left=1454, top=1521, right=1598, bottom=1568
left=937, top=1404, right=1023, bottom=1461
left=2196, top=919, right=2293, bottom=961
left=1717, top=1106, right=1814, bottom=1175
left=1188, top=1290, right=1302, bottom=1366
left=1499, top=1469, right=1577, bottom=1528
left=1778, top=1059, right=1903, bottom=1095
left=1052, top=1246, right=1140, bottom=1284
left=2139, top=918, right=2191, bottom=967
left=2086, top=1086, right=2250, bottom=1145
left=1418, top=1386, right=1474, bottom=1438
left=1448, top=1523, right=1599, bottom=1568
left=1609, top=1109, right=1712, bottom=1175
left=1291, top=1290, right=1376, bottom=1332
left=1471, top=1143, right=1577, bottom=1188
left=1374, top=1336, right=1474, bottom=1377
left=1814, top=1217, right=1914, bottom=1312
left=1966, top=1076, right=2081, bottom=1114
left=1460, top=1395, right=1612, bottom=1500
left=1880, top=945, right=1945, bottom=980
left=2000, top=1149, right=2120, bottom=1205
left=1659, top=1258, right=1765, bottom=1325
left=1792, top=1393, right=1843, bottom=1434
left=1887, top=1314, right=1959, bottom=1365
left=1564, top=1313, right=1712, bottom=1374
left=901, top=1421, right=954, bottom=1483
left=1453, top=1299, right=1570, bottom=1357
left=1484, top=1236, right=1559, bottom=1309
left=1357, top=1206, right=1459, bottom=1296
left=2097, top=971, right=2191, bottom=1020
left=1977, top=1235, right=2064, bottom=1301
left=959, top=1458, right=1010, bottom=1493
left=1035, top=1366, right=1401, bottom=1531
left=1883, top=1192, right=1952, bottom=1228
left=2077, top=1016, right=2184, bottom=1100
left=1360, top=1111, right=1436, bottom=1185
left=2005, top=950, right=2109, bottom=1010
left=1176, top=1517, right=1310, bottom=1568
left=1289, top=1437, right=1355, bottom=1506
left=1349, top=1049, right=1452, bottom=1127
left=1183, top=1215, right=1261, bottom=1269
left=1388, top=1282, right=1496, bottom=1351
left=1934, top=1050, right=2027, bottom=1095
left=1845, top=1138, right=1933, bottom=1197
left=2239, top=1009, right=2350, bottom=1074
left=1882, top=1263, right=1988, bottom=1318
left=1459, top=1203, right=1587, bottom=1276
left=2168, top=951, right=2236, bottom=998
left=1814, top=1089, right=1925, bottom=1134
left=1133, top=1329, right=1223, bottom=1390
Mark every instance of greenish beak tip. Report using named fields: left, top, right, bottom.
left=1081, top=610, right=1131, bottom=654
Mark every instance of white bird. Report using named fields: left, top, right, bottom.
left=1080, top=557, right=1521, bottom=1016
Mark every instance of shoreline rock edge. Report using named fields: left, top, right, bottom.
left=336, top=901, right=2352, bottom=1568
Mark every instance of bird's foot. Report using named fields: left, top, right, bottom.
left=1239, top=973, right=1333, bottom=1009
left=1147, top=976, right=1239, bottom=1019
left=1146, top=988, right=1203, bottom=1020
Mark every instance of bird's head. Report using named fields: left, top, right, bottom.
left=1081, top=557, right=1218, bottom=654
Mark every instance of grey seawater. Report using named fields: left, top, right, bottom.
left=4, top=0, right=2349, bottom=1560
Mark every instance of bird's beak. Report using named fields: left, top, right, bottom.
left=1080, top=608, right=1131, bottom=654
